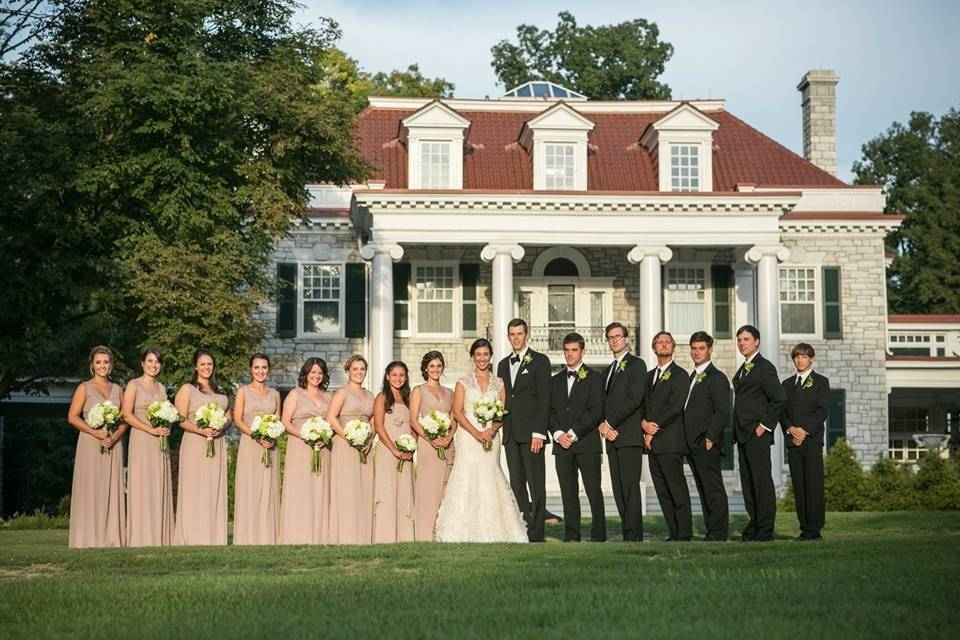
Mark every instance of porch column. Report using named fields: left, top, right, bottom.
left=481, top=244, right=525, bottom=362
left=360, top=242, right=404, bottom=387
left=627, top=245, right=673, bottom=365
left=745, top=244, right=790, bottom=489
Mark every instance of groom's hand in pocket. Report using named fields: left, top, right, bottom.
left=530, top=437, right=544, bottom=454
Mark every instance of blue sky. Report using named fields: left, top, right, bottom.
left=298, top=1, right=960, bottom=183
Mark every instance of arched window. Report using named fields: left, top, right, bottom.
left=544, top=257, right=579, bottom=277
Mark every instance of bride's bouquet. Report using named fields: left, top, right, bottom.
left=147, top=399, right=180, bottom=452
left=345, top=417, right=373, bottom=463
left=194, top=402, right=227, bottom=457
left=300, top=417, right=334, bottom=474
left=249, top=414, right=285, bottom=467
left=86, top=400, right=123, bottom=454
left=472, top=397, right=507, bottom=451
left=419, top=410, right=451, bottom=459
left=395, top=434, right=417, bottom=472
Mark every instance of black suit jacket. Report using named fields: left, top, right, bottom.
left=601, top=353, right=648, bottom=449
left=497, top=349, right=552, bottom=444
left=683, top=362, right=731, bottom=455
left=548, top=365, right=604, bottom=455
left=732, top=353, right=786, bottom=446
left=779, top=371, right=830, bottom=447
left=643, top=361, right=688, bottom=454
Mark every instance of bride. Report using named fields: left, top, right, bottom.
left=435, top=339, right=528, bottom=543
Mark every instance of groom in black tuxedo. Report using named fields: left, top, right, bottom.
left=496, top=318, right=551, bottom=542
left=732, top=324, right=786, bottom=542
left=598, top=322, right=649, bottom=541
left=549, top=332, right=606, bottom=542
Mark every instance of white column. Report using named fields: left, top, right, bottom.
left=745, top=244, right=790, bottom=489
left=733, top=260, right=757, bottom=367
left=360, top=242, right=404, bottom=388
left=627, top=246, right=673, bottom=365
left=481, top=244, right=525, bottom=362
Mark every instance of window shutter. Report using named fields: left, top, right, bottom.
left=712, top=265, right=734, bottom=339
left=823, top=267, right=842, bottom=339
left=460, top=263, right=479, bottom=336
left=275, top=263, right=297, bottom=339
left=393, top=263, right=411, bottom=332
left=344, top=263, right=366, bottom=338
left=826, top=388, right=846, bottom=450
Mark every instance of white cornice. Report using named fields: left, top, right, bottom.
left=367, top=96, right=726, bottom=114
left=780, top=218, right=901, bottom=235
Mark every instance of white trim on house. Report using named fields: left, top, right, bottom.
left=531, top=246, right=593, bottom=278
left=367, top=96, right=727, bottom=114
left=297, top=261, right=346, bottom=340
left=518, top=102, right=595, bottom=191
left=401, top=101, right=470, bottom=189
left=778, top=264, right=821, bottom=340
left=664, top=263, right=713, bottom=338
left=639, top=103, right=720, bottom=192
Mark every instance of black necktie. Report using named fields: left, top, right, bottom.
left=652, top=368, right=663, bottom=389
left=510, top=355, right=520, bottom=364
left=795, top=375, right=803, bottom=390
left=606, top=360, right=619, bottom=394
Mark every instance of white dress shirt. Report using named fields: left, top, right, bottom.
left=552, top=365, right=582, bottom=443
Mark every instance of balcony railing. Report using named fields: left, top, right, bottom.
left=487, top=325, right=626, bottom=354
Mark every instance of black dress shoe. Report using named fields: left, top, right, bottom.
left=740, top=534, right=756, bottom=543
left=796, top=534, right=823, bottom=541
left=754, top=536, right=774, bottom=542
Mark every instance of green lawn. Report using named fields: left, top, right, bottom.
left=0, top=512, right=956, bottom=639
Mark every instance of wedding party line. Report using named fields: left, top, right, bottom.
left=66, top=318, right=829, bottom=547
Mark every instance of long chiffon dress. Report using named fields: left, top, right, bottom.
left=280, top=388, right=331, bottom=544
left=413, top=385, right=456, bottom=541
left=372, top=401, right=415, bottom=543
left=126, top=379, right=174, bottom=546
left=233, top=385, right=281, bottom=545
left=328, top=388, right=375, bottom=545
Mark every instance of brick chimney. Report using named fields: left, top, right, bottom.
left=797, top=69, right=839, bottom=176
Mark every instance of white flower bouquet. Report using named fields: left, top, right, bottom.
left=345, top=417, right=373, bottom=464
left=86, top=400, right=123, bottom=454
left=249, top=414, right=285, bottom=467
left=194, top=402, right=227, bottom=457
left=419, top=410, right=451, bottom=459
left=300, top=416, right=333, bottom=474
left=147, top=399, right=179, bottom=451
left=395, top=433, right=417, bottom=472
left=472, top=397, right=507, bottom=450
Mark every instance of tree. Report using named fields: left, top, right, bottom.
left=0, top=0, right=370, bottom=395
left=854, top=108, right=960, bottom=313
left=490, top=11, right=673, bottom=100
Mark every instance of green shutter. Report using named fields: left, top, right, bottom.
left=712, top=265, right=734, bottom=339
left=823, top=267, right=842, bottom=339
left=344, top=263, right=366, bottom=338
left=393, top=263, right=410, bottom=332
left=460, top=263, right=479, bottom=335
left=721, top=387, right=735, bottom=470
left=275, top=263, right=297, bottom=339
left=827, top=388, right=846, bottom=450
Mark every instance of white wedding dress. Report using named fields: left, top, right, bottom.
left=435, top=373, right=528, bottom=543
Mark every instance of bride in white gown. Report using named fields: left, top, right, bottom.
left=435, top=339, right=528, bottom=543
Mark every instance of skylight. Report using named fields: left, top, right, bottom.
left=501, top=81, right=587, bottom=100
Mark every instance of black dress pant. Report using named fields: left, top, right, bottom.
left=504, top=439, right=546, bottom=542
left=738, top=438, right=776, bottom=540
left=687, top=447, right=729, bottom=540
left=788, top=443, right=825, bottom=538
left=649, top=452, right=692, bottom=540
left=607, top=445, right=644, bottom=541
left=555, top=451, right=606, bottom=541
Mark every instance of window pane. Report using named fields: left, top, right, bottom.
left=418, top=302, right=453, bottom=333
left=780, top=267, right=816, bottom=334
left=590, top=291, right=604, bottom=327
left=304, top=301, right=339, bottom=334
left=670, top=145, right=700, bottom=192
left=782, top=303, right=815, bottom=334
left=548, top=285, right=575, bottom=324
left=545, top=143, right=575, bottom=190
left=302, top=264, right=341, bottom=333
left=667, top=267, right=705, bottom=334
left=415, top=265, right=454, bottom=334
left=518, top=291, right=531, bottom=323
left=420, top=141, right=450, bottom=189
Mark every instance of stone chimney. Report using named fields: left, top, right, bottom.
left=797, top=69, right=839, bottom=176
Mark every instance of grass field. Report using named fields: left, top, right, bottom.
left=0, top=512, right=956, bottom=639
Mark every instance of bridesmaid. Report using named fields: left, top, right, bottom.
left=280, top=357, right=332, bottom=545
left=232, top=353, right=281, bottom=545
left=409, top=351, right=457, bottom=541
left=327, top=354, right=375, bottom=545
left=123, top=348, right=174, bottom=546
left=66, top=346, right=127, bottom=548
left=173, top=348, right=231, bottom=546
left=372, top=362, right=415, bottom=543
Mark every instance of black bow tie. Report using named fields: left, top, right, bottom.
left=511, top=355, right=521, bottom=364
left=567, top=369, right=578, bottom=378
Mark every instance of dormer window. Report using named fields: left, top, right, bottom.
left=401, top=101, right=470, bottom=189
left=519, top=102, right=595, bottom=191
left=420, top=141, right=451, bottom=189
left=670, top=144, right=700, bottom=192
left=544, top=143, right=575, bottom=190
left=639, top=103, right=719, bottom=192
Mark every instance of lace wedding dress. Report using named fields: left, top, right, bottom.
left=435, top=373, right=528, bottom=543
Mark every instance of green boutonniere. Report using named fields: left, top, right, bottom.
left=661, top=369, right=672, bottom=382
left=577, top=368, right=588, bottom=381
left=743, top=362, right=755, bottom=376
left=618, top=359, right=627, bottom=372
left=522, top=353, right=533, bottom=366
left=803, top=377, right=814, bottom=389
left=695, top=371, right=707, bottom=384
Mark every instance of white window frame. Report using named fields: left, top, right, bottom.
left=418, top=140, right=452, bottom=189
left=779, top=265, right=821, bottom=340
left=400, top=261, right=461, bottom=338
left=664, top=264, right=712, bottom=338
left=544, top=142, right=576, bottom=190
left=669, top=144, right=701, bottom=192
left=298, top=262, right=345, bottom=339
left=513, top=278, right=615, bottom=330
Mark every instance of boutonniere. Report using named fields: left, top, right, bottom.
left=661, top=369, right=672, bottom=382
left=617, top=359, right=627, bottom=372
left=803, top=377, right=814, bottom=389
left=743, top=362, right=755, bottom=376
left=522, top=353, right=533, bottom=366
left=577, top=368, right=588, bottom=381
left=695, top=371, right=707, bottom=384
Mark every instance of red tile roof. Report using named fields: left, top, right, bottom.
left=356, top=106, right=846, bottom=191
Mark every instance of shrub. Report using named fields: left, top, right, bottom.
left=1, top=508, right=70, bottom=530
left=864, top=458, right=921, bottom=511
left=1, top=417, right=76, bottom=518
left=914, top=451, right=960, bottom=510
left=823, top=438, right=867, bottom=511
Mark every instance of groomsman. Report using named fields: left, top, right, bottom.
left=598, top=322, right=649, bottom=541
left=497, top=318, right=551, bottom=542
left=732, top=325, right=786, bottom=542
left=549, top=332, right=606, bottom=542
left=683, top=331, right=731, bottom=541
left=781, top=343, right=830, bottom=541
left=642, top=332, right=692, bottom=541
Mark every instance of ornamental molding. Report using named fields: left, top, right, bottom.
left=744, top=245, right=791, bottom=264
left=780, top=220, right=900, bottom=236
left=360, top=242, right=404, bottom=261
left=627, top=245, right=674, bottom=264
left=480, top=244, right=525, bottom=263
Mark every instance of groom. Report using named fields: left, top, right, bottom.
left=497, top=318, right=551, bottom=542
